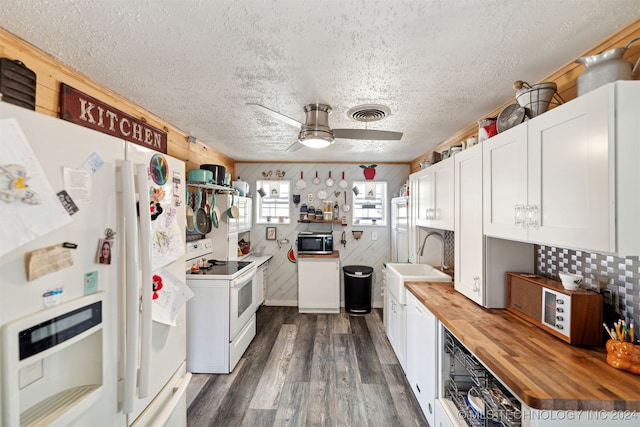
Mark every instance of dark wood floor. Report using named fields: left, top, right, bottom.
left=186, top=306, right=428, bottom=427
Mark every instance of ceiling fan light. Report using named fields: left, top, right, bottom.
left=300, top=137, right=332, bottom=148
left=298, top=128, right=334, bottom=148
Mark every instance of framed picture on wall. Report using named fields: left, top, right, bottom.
left=266, top=226, right=277, bottom=241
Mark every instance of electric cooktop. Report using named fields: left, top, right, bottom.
left=186, top=260, right=253, bottom=276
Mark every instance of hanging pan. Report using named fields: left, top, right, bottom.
left=325, top=171, right=334, bottom=187
left=296, top=171, right=306, bottom=190
left=211, top=192, right=219, bottom=228
left=342, top=192, right=350, bottom=212
left=338, top=171, right=348, bottom=188
left=194, top=188, right=210, bottom=234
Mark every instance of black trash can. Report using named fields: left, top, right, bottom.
left=343, top=265, right=374, bottom=314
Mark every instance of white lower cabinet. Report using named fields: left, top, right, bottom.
left=406, top=291, right=437, bottom=427
left=253, top=260, right=267, bottom=308
left=298, top=256, right=340, bottom=313
left=384, top=289, right=406, bottom=371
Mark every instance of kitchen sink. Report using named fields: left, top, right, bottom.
left=385, top=263, right=451, bottom=305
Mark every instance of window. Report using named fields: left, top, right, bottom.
left=255, top=180, right=291, bottom=224
left=352, top=181, right=387, bottom=226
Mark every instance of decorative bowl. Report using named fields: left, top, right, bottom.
left=558, top=272, right=582, bottom=290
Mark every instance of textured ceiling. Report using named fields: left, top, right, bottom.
left=2, top=1, right=639, bottom=163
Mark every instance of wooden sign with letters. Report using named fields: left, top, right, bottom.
left=59, top=83, right=167, bottom=153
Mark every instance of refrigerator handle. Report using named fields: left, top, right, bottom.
left=122, top=160, right=140, bottom=414
left=136, top=163, right=153, bottom=399
left=152, top=372, right=192, bottom=426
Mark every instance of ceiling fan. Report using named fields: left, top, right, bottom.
left=247, top=103, right=403, bottom=150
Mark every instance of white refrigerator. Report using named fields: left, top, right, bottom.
left=0, top=101, right=191, bottom=427
left=390, top=196, right=409, bottom=263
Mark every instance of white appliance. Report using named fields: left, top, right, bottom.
left=391, top=196, right=409, bottom=263
left=0, top=102, right=191, bottom=427
left=185, top=239, right=257, bottom=374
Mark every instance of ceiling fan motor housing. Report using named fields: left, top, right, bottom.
left=298, top=103, right=335, bottom=144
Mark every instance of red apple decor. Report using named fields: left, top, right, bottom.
left=360, top=164, right=377, bottom=180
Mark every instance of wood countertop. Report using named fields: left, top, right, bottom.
left=405, top=281, right=640, bottom=411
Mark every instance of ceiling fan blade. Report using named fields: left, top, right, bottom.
left=286, top=141, right=304, bottom=152
left=247, top=103, right=302, bottom=129
left=333, top=128, right=403, bottom=141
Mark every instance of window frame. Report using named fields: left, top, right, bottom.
left=351, top=180, right=388, bottom=226
left=255, top=179, right=291, bottom=224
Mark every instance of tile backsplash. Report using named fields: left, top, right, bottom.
left=535, top=245, right=639, bottom=327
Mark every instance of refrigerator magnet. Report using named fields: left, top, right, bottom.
left=96, top=238, right=113, bottom=265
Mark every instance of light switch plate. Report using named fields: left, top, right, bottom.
left=372, top=232, right=378, bottom=241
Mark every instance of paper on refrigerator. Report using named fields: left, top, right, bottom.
left=0, top=119, right=72, bottom=257
left=151, top=268, right=194, bottom=326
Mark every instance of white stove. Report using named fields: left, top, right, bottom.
left=184, top=239, right=257, bottom=374
left=185, top=239, right=254, bottom=279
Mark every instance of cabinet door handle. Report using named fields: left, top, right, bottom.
left=514, top=205, right=526, bottom=228
left=527, top=204, right=539, bottom=229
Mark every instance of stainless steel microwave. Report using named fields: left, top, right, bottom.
left=297, top=232, right=333, bottom=254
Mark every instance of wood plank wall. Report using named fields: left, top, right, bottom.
left=2, top=18, right=638, bottom=176
left=0, top=30, right=236, bottom=176
left=410, top=18, right=640, bottom=173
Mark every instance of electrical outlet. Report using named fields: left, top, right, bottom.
left=371, top=232, right=378, bottom=241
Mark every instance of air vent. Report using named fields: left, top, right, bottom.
left=347, top=104, right=391, bottom=123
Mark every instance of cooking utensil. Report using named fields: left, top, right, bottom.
left=338, top=171, right=348, bottom=188
left=211, top=192, right=219, bottom=228
left=227, top=193, right=239, bottom=218
left=514, top=81, right=563, bottom=118
left=312, top=171, right=320, bottom=185
left=203, top=191, right=212, bottom=233
left=200, top=164, right=226, bottom=185
left=296, top=171, right=306, bottom=190
left=576, top=36, right=640, bottom=96
left=325, top=171, right=334, bottom=187
left=342, top=191, right=350, bottom=212
left=497, top=104, right=526, bottom=133
left=194, top=188, right=209, bottom=233
left=186, top=201, right=195, bottom=232
left=188, top=169, right=213, bottom=183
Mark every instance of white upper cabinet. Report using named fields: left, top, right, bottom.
left=482, top=123, right=528, bottom=241
left=483, top=81, right=639, bottom=255
left=454, top=144, right=484, bottom=306
left=412, top=157, right=454, bottom=231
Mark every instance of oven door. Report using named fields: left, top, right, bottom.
left=229, top=266, right=256, bottom=341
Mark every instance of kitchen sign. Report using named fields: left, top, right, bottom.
left=59, top=83, right=167, bottom=153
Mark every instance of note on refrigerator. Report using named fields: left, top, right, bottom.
left=151, top=268, right=194, bottom=326
left=0, top=119, right=72, bottom=257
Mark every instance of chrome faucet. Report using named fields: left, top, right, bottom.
left=418, top=231, right=448, bottom=271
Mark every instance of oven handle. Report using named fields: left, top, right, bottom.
left=230, top=266, right=257, bottom=288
